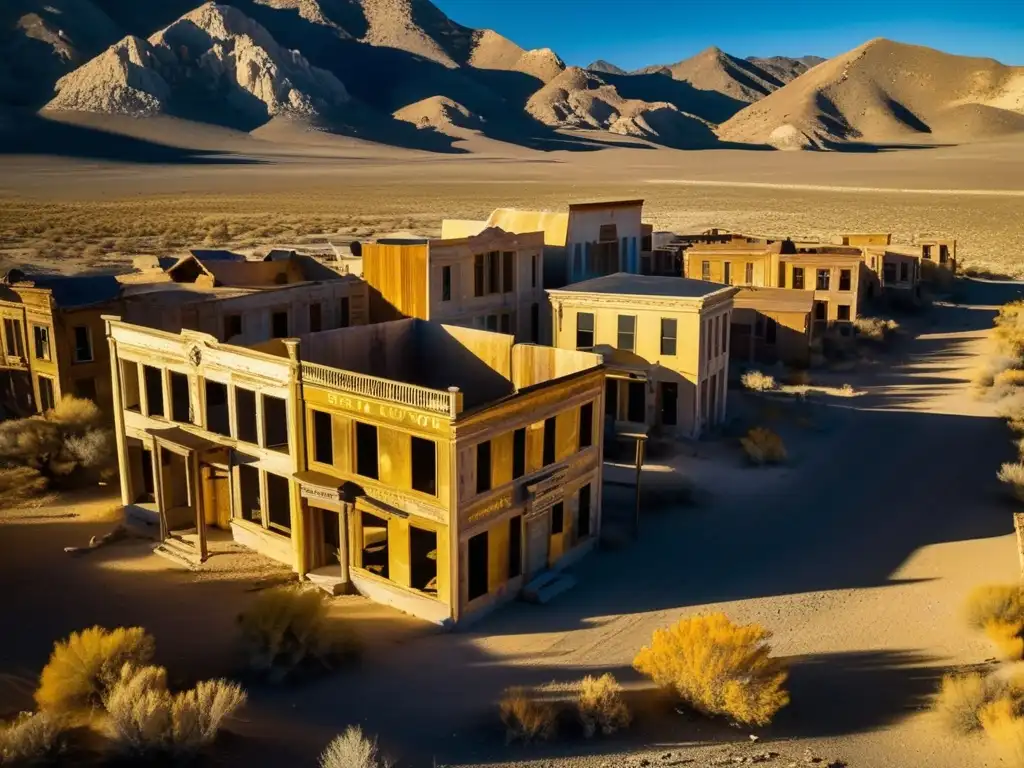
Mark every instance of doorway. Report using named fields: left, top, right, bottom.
left=525, top=513, right=550, bottom=578
left=322, top=508, right=341, bottom=569
left=627, top=380, right=645, bottom=423
left=200, top=464, right=230, bottom=529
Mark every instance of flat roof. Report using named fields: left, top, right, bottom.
left=550, top=273, right=732, bottom=300
left=734, top=286, right=814, bottom=313
left=567, top=199, right=644, bottom=211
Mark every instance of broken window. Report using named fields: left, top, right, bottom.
left=543, top=417, right=556, bottom=466
left=441, top=265, right=452, bottom=301
left=578, top=485, right=591, bottom=538
left=37, top=376, right=55, bottom=412
left=235, top=388, right=257, bottom=443
left=312, top=410, right=333, bottom=464
left=473, top=254, right=484, bottom=297
left=576, top=312, right=594, bottom=349
left=72, top=325, right=93, bottom=362
left=502, top=251, right=514, bottom=293
left=467, top=531, right=489, bottom=601
left=512, top=428, right=526, bottom=479
left=309, top=303, right=322, bottom=333
left=263, top=395, right=288, bottom=450
left=271, top=311, right=289, bottom=338
left=792, top=267, right=805, bottom=290
left=551, top=501, right=564, bottom=535
left=922, top=244, right=932, bottom=260
left=617, top=315, right=635, bottom=352
left=355, top=422, right=379, bottom=479
left=360, top=511, right=389, bottom=577
left=3, top=318, right=24, bottom=358
left=409, top=525, right=438, bottom=593
left=122, top=360, right=140, bottom=412
left=238, top=463, right=262, bottom=524
left=580, top=402, right=594, bottom=448
left=765, top=317, right=778, bottom=343
left=814, top=301, right=827, bottom=321
left=224, top=314, right=242, bottom=340
left=32, top=325, right=50, bottom=361
left=143, top=366, right=164, bottom=418
left=508, top=515, right=522, bottom=579
left=939, top=245, right=949, bottom=264
left=266, top=473, right=291, bottom=535
left=476, top=440, right=491, bottom=493
left=839, top=269, right=852, bottom=291
left=411, top=436, right=437, bottom=496
left=338, top=297, right=350, bottom=328
left=660, top=318, right=677, bottom=356
left=205, top=380, right=230, bottom=436
left=170, top=371, right=191, bottom=423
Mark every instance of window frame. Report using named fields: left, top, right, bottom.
left=701, top=260, right=711, bottom=281
left=72, top=325, right=93, bottom=363
left=660, top=317, right=677, bottom=356
left=816, top=268, right=831, bottom=291
left=576, top=312, right=595, bottom=349
left=839, top=269, right=852, bottom=291
left=617, top=314, right=636, bottom=352
left=312, top=409, right=334, bottom=465
left=32, top=324, right=51, bottom=361
left=792, top=266, right=805, bottom=290
left=441, top=265, right=452, bottom=302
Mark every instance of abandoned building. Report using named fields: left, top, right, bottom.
left=730, top=287, right=814, bottom=368
left=359, top=227, right=547, bottom=343
left=106, top=316, right=606, bottom=625
left=860, top=247, right=922, bottom=303
left=547, top=273, right=736, bottom=439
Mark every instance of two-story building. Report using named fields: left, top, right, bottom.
left=106, top=317, right=606, bottom=625
left=730, top=287, right=814, bottom=367
left=860, top=247, right=921, bottom=303
left=547, top=274, right=736, bottom=439
left=359, top=228, right=547, bottom=343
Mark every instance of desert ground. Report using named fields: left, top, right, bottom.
left=3, top=278, right=1024, bottom=767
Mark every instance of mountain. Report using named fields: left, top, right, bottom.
left=718, top=39, right=1024, bottom=149
left=587, top=59, right=626, bottom=76
left=745, top=55, right=825, bottom=83
left=393, top=94, right=482, bottom=135
left=645, top=46, right=805, bottom=103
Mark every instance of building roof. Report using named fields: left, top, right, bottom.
left=28, top=274, right=122, bottom=308
left=188, top=249, right=246, bottom=262
left=484, top=209, right=570, bottom=247
left=567, top=199, right=644, bottom=211
left=550, top=273, right=733, bottom=300
left=733, top=287, right=814, bottom=313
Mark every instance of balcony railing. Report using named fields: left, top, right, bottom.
left=301, top=361, right=461, bottom=417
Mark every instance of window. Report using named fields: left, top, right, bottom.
left=530, top=303, right=540, bottom=343
left=765, top=317, right=778, bottom=343
left=617, top=315, right=636, bottom=352
left=578, top=485, right=592, bottom=538
left=485, top=314, right=498, bottom=332
left=605, top=378, right=617, bottom=418
left=235, top=388, right=257, bottom=443
left=745, top=262, right=754, bottom=284
left=263, top=395, right=288, bottom=450
left=660, top=318, right=677, bottom=356
left=143, top=366, right=164, bottom=417
left=73, top=377, right=97, bottom=402
left=723, top=262, right=731, bottom=284
left=599, top=224, right=617, bottom=242
left=467, top=531, right=489, bottom=601
left=502, top=251, right=514, bottom=293
left=701, top=260, right=711, bottom=281
left=266, top=474, right=291, bottom=535
left=816, top=269, right=830, bottom=290
left=814, top=301, right=827, bottom=321
left=883, top=262, right=897, bottom=284
left=361, top=511, right=389, bottom=577
left=531, top=255, right=538, bottom=288
left=922, top=244, right=932, bottom=260
left=660, top=382, right=677, bottom=426
left=939, top=245, right=949, bottom=264
left=792, top=267, right=805, bottom=289
left=37, top=376, right=55, bottom=412
left=72, top=326, right=93, bottom=363
left=579, top=402, right=594, bottom=448
left=900, top=262, right=909, bottom=281
left=543, top=417, right=556, bottom=466
left=499, top=313, right=511, bottom=334
left=138, top=448, right=155, bottom=503
left=224, top=314, right=242, bottom=340
left=627, top=381, right=645, bottom=423
left=473, top=254, right=484, bottom=297
left=778, top=262, right=786, bottom=288
left=32, top=325, right=50, bottom=361
left=271, top=311, right=288, bottom=338
left=411, top=437, right=437, bottom=495
left=3, top=319, right=24, bottom=358
left=355, top=422, right=379, bottom=479
left=839, top=269, right=852, bottom=291
left=410, top=526, right=438, bottom=593
left=338, top=297, right=350, bottom=328
left=122, top=360, right=140, bottom=412
left=487, top=251, right=500, bottom=294
left=441, top=265, right=451, bottom=301
left=837, top=305, right=851, bottom=322
left=205, top=380, right=230, bottom=436
left=170, top=371, right=190, bottom=423
left=309, top=303, right=322, bottom=333
left=509, top=515, right=523, bottom=579
left=238, top=464, right=262, bottom=524
left=576, top=312, right=595, bottom=349
left=312, top=410, right=333, bottom=464
left=551, top=501, right=564, bottom=535
left=476, top=440, right=491, bottom=493
left=513, top=428, right=526, bottom=479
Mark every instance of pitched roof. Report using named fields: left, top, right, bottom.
left=29, top=275, right=122, bottom=308
left=485, top=209, right=569, bottom=247
left=550, top=273, right=734, bottom=300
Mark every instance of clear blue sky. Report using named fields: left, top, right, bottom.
left=435, top=0, right=1024, bottom=68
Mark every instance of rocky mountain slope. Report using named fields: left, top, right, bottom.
left=718, top=39, right=1024, bottom=149
left=587, top=59, right=626, bottom=76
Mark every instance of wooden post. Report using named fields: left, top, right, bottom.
left=1015, top=513, right=1024, bottom=581
left=634, top=435, right=646, bottom=539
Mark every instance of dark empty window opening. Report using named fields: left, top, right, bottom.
left=38, top=376, right=55, bottom=412
left=578, top=485, right=592, bottom=538
left=551, top=501, right=564, bottom=535
left=441, top=265, right=452, bottom=301
left=474, top=254, right=484, bottom=297
left=502, top=251, right=514, bottom=293
left=599, top=224, right=617, bottom=242
left=900, top=262, right=909, bottom=281
left=266, top=473, right=291, bottom=535
left=485, top=314, right=498, bottom=332
left=543, top=417, right=556, bottom=466
left=723, top=262, right=731, bottom=284
left=839, top=269, right=852, bottom=291
left=138, top=448, right=155, bottom=503
left=143, top=366, right=164, bottom=418
left=499, top=313, right=512, bottom=334
left=814, top=301, right=827, bottom=321
left=512, top=428, right=526, bottom=479
left=531, top=255, right=538, bottom=288
left=356, top=422, right=379, bottom=479
left=263, top=395, right=288, bottom=451
left=170, top=371, right=190, bottom=423
left=487, top=251, right=500, bottom=294
left=238, top=463, right=262, bottom=524
left=627, top=380, right=645, bottom=423
left=4, top=318, right=24, bottom=358
left=922, top=244, right=932, bottom=260
left=660, top=318, right=677, bottom=356
left=224, top=314, right=242, bottom=340
left=73, top=377, right=97, bottom=403
left=476, top=440, right=492, bottom=493
left=205, top=380, right=230, bottom=436
left=837, top=305, right=851, bottom=322
left=361, top=511, right=389, bottom=578
left=617, top=315, right=636, bottom=352
left=122, top=361, right=140, bottom=412
left=73, top=326, right=93, bottom=363
left=793, top=267, right=805, bottom=290
left=467, top=531, right=489, bottom=601
left=312, top=410, right=333, bottom=465
left=530, top=302, right=540, bottom=343
left=660, top=382, right=678, bottom=426
left=33, top=325, right=50, bottom=361
left=411, top=436, right=437, bottom=496
left=409, top=526, right=438, bottom=593
left=271, top=311, right=289, bottom=338
left=778, top=262, right=787, bottom=288
left=579, top=402, right=593, bottom=448
left=765, top=317, right=778, bottom=343
left=576, top=312, right=594, bottom=349
left=939, top=245, right=949, bottom=264
left=309, top=303, right=322, bottom=333
left=338, top=297, right=351, bottom=328
left=509, top=515, right=523, bottom=579
left=235, top=388, right=257, bottom=443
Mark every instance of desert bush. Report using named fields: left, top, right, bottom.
left=238, top=585, right=356, bottom=682
left=0, top=466, right=52, bottom=510
left=997, top=369, right=1024, bottom=390
left=986, top=621, right=1024, bottom=660
left=935, top=672, right=1007, bottom=733
left=999, top=463, right=1024, bottom=502
left=740, top=427, right=787, bottom=466
left=575, top=673, right=631, bottom=738
left=853, top=316, right=899, bottom=343
left=499, top=687, right=558, bottom=744
left=741, top=370, right=777, bottom=392
left=36, top=627, right=155, bottom=713
left=319, top=725, right=392, bottom=768
left=633, top=613, right=789, bottom=726
left=995, top=302, right=1024, bottom=358
left=0, top=711, right=66, bottom=764
left=982, top=697, right=1024, bottom=766
left=838, top=383, right=856, bottom=397
left=966, top=585, right=1024, bottom=630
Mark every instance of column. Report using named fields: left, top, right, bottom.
left=105, top=325, right=131, bottom=507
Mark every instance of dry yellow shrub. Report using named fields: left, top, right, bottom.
left=986, top=621, right=1024, bottom=660
left=997, top=370, right=1024, bottom=389
left=966, top=585, right=1024, bottom=629
left=47, top=396, right=101, bottom=427
left=0, top=712, right=66, bottom=764
left=499, top=687, right=558, bottom=744
left=741, top=371, right=777, bottom=392
left=35, top=626, right=155, bottom=713
left=740, top=427, right=787, bottom=465
left=633, top=613, right=789, bottom=726
left=319, top=725, right=392, bottom=768
left=575, top=673, right=631, bottom=738
left=935, top=672, right=994, bottom=733
left=1000, top=463, right=1024, bottom=502
left=981, top=697, right=1024, bottom=766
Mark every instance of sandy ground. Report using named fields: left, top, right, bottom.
left=2, top=279, right=1024, bottom=767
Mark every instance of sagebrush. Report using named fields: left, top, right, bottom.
left=741, top=371, right=777, bottom=392
left=319, top=725, right=392, bottom=768
left=0, top=711, right=66, bottom=764
left=982, top=696, right=1024, bottom=767
left=575, top=673, right=631, bottom=738
left=964, top=586, right=1024, bottom=660
left=740, top=427, right=787, bottom=465
left=935, top=672, right=1005, bottom=733
left=499, top=687, right=558, bottom=744
left=633, top=612, right=789, bottom=726
left=853, top=316, right=899, bottom=343
left=35, top=626, right=155, bottom=712
left=999, top=463, right=1024, bottom=503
